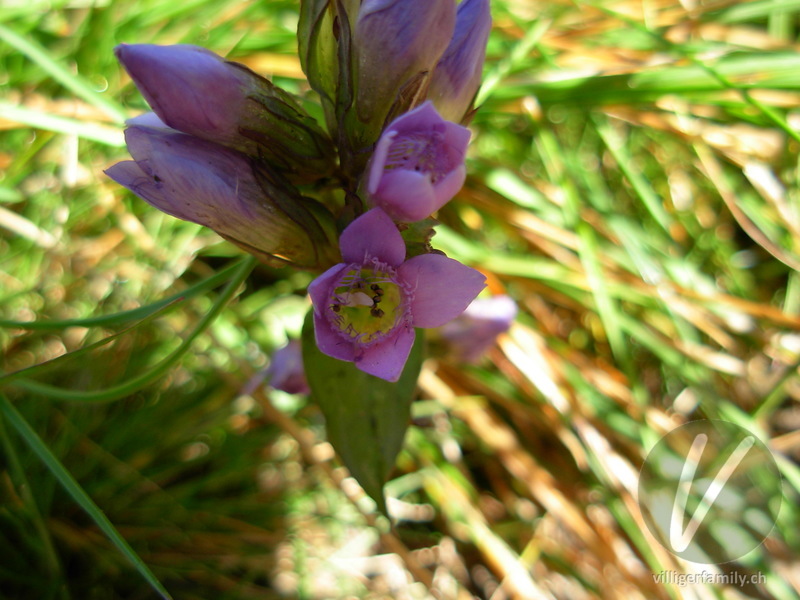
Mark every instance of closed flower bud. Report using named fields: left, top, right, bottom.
left=266, top=340, right=310, bottom=395
left=354, top=0, right=456, bottom=125
left=105, top=125, right=339, bottom=270
left=428, top=0, right=492, bottom=122
left=366, top=101, right=470, bottom=222
left=115, top=44, right=335, bottom=181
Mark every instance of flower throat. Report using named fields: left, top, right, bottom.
left=327, top=266, right=404, bottom=344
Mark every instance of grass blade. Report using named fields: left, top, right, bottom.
left=0, top=393, right=172, bottom=600
left=0, top=24, right=126, bottom=123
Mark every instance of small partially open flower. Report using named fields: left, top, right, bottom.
left=367, top=102, right=470, bottom=222
left=440, top=295, right=517, bottom=363
left=429, top=0, right=492, bottom=122
left=308, top=208, right=485, bottom=381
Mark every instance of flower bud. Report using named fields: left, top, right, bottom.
left=266, top=340, right=310, bottom=395
left=115, top=44, right=335, bottom=181
left=354, top=0, right=456, bottom=125
left=428, top=0, right=492, bottom=122
left=366, top=101, right=470, bottom=222
left=105, top=126, right=339, bottom=270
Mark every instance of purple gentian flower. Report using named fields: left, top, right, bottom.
left=115, top=44, right=333, bottom=179
left=429, top=0, right=492, bottom=122
left=366, top=101, right=470, bottom=222
left=440, top=295, right=517, bottom=363
left=266, top=340, right=310, bottom=395
left=355, top=0, right=456, bottom=123
left=308, top=208, right=486, bottom=381
left=105, top=125, right=338, bottom=269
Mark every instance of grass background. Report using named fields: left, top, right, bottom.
left=2, top=0, right=800, bottom=598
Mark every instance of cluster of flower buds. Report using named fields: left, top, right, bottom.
left=107, top=0, right=492, bottom=381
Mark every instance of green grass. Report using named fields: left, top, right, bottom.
left=2, top=0, right=800, bottom=598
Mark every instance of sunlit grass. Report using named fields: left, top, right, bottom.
left=2, top=0, right=800, bottom=598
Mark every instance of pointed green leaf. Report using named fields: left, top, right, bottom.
left=301, top=310, right=423, bottom=514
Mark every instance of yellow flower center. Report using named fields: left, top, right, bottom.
left=327, top=266, right=404, bottom=344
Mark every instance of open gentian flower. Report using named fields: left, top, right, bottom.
left=367, top=101, right=470, bottom=222
left=429, top=0, right=492, bottom=122
left=308, top=208, right=486, bottom=381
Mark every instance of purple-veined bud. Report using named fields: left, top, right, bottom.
left=115, top=44, right=335, bottom=181
left=308, top=208, right=485, bottom=381
left=354, top=0, right=456, bottom=125
left=266, top=340, right=310, bottom=395
left=440, top=295, right=517, bottom=363
left=366, top=101, right=470, bottom=222
left=428, top=0, right=492, bottom=122
left=105, top=125, right=339, bottom=270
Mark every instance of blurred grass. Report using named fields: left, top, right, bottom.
left=1, top=0, right=800, bottom=599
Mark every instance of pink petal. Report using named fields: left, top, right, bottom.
left=388, top=101, right=446, bottom=132
left=355, top=325, right=415, bottom=382
left=374, top=170, right=437, bottom=222
left=367, top=129, right=395, bottom=194
left=308, top=264, right=348, bottom=312
left=313, top=311, right=356, bottom=362
left=339, top=208, right=406, bottom=266
left=430, top=164, right=466, bottom=213
left=398, top=253, right=486, bottom=328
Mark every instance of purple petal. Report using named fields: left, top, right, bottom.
left=398, top=253, right=486, bottom=328
left=266, top=340, right=310, bottom=395
left=441, top=295, right=517, bottom=363
left=367, top=129, right=395, bottom=195
left=386, top=101, right=447, bottom=132
left=126, top=111, right=170, bottom=129
left=105, top=159, right=150, bottom=192
left=430, top=164, right=466, bottom=213
left=429, top=0, right=492, bottom=121
left=308, top=263, right=348, bottom=313
left=313, top=311, right=356, bottom=362
left=119, top=126, right=254, bottom=223
left=355, top=325, right=415, bottom=381
left=355, top=1, right=456, bottom=122
left=374, top=170, right=437, bottom=222
left=339, top=208, right=406, bottom=266
left=442, top=118, right=472, bottom=158
left=116, top=44, right=246, bottom=142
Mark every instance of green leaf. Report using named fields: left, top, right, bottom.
left=301, top=310, right=423, bottom=515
